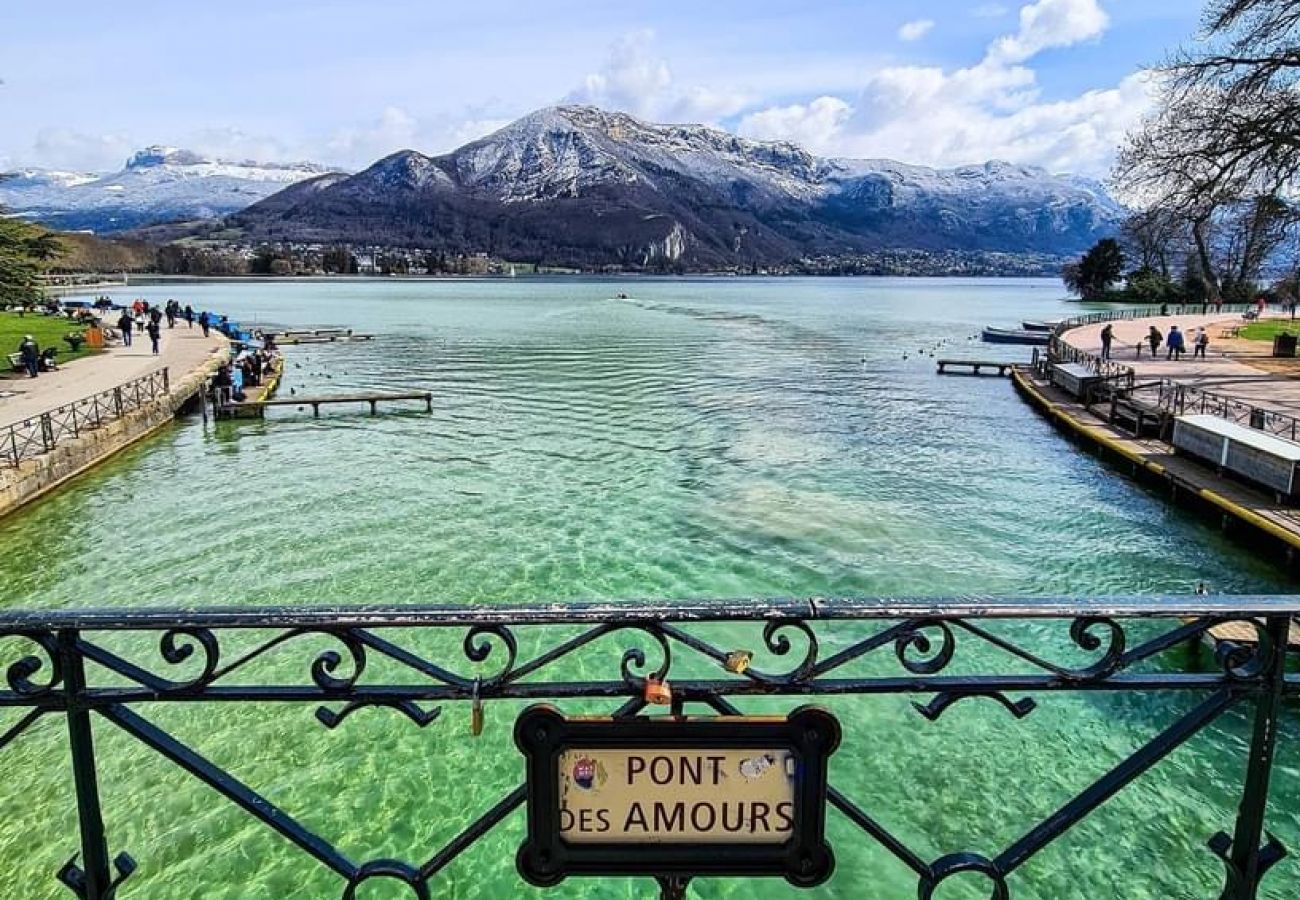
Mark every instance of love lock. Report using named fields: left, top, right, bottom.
left=643, top=675, right=672, bottom=705
left=470, top=677, right=484, bottom=737
left=723, top=650, right=753, bottom=674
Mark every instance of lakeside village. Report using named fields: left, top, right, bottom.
left=7, top=294, right=281, bottom=409
left=42, top=239, right=1074, bottom=281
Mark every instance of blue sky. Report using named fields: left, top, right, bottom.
left=0, top=0, right=1202, bottom=176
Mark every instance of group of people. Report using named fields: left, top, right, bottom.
left=113, top=299, right=216, bottom=354
left=211, top=345, right=280, bottom=406
left=1099, top=322, right=1210, bottom=361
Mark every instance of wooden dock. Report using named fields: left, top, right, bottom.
left=1204, top=618, right=1300, bottom=650
left=214, top=357, right=284, bottom=419
left=222, top=391, right=433, bottom=418
left=937, top=359, right=1017, bottom=376
left=275, top=334, right=375, bottom=345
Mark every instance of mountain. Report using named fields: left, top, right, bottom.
left=0, top=147, right=341, bottom=233
left=230, top=106, right=1124, bottom=270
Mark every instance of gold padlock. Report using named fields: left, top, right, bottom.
left=723, top=650, right=753, bottom=674
left=644, top=676, right=672, bottom=706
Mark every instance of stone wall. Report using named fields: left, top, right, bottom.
left=0, top=345, right=227, bottom=519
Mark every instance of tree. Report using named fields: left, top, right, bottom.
left=1063, top=238, right=1126, bottom=299
left=0, top=216, right=63, bottom=306
left=1117, top=1, right=1300, bottom=209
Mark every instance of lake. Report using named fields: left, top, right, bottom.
left=0, top=277, right=1295, bottom=899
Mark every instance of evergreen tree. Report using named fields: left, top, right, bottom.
left=1063, top=238, right=1125, bottom=300
left=0, top=217, right=63, bottom=305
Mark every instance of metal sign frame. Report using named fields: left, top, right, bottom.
left=515, top=705, right=840, bottom=888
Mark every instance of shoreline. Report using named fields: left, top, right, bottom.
left=1015, top=309, right=1300, bottom=569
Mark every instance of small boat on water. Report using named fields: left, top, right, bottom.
left=982, top=326, right=1051, bottom=346
left=1021, top=319, right=1060, bottom=332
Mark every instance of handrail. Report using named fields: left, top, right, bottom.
left=0, top=368, right=170, bottom=467
left=1, top=594, right=1298, bottom=629
left=1048, top=304, right=1256, bottom=392
left=1153, top=380, right=1300, bottom=442
left=0, top=597, right=1295, bottom=899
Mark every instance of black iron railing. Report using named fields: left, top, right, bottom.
left=1153, top=381, right=1300, bottom=442
left=0, top=368, right=169, bottom=468
left=1047, top=305, right=1256, bottom=393
left=0, top=598, right=1295, bottom=899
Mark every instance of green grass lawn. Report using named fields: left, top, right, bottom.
left=1239, top=319, right=1300, bottom=341
left=0, top=310, right=97, bottom=374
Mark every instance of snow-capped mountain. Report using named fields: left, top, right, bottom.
left=233, top=105, right=1124, bottom=268
left=0, top=147, right=341, bottom=233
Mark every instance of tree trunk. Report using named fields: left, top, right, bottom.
left=1192, top=218, right=1221, bottom=302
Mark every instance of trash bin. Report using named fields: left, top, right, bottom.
left=1250, top=408, right=1267, bottom=429
left=85, top=327, right=104, bottom=349
left=1273, top=333, right=1297, bottom=357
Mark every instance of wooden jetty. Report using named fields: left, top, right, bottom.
left=223, top=391, right=433, bottom=418
left=275, top=334, right=375, bottom=345
left=1204, top=618, right=1300, bottom=650
left=937, top=359, right=1017, bottom=377
left=215, top=357, right=284, bottom=420
left=272, top=328, right=353, bottom=337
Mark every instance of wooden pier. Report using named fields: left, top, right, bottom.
left=221, top=391, right=433, bottom=418
left=213, top=357, right=284, bottom=419
left=936, top=359, right=1017, bottom=377
left=275, top=334, right=375, bottom=345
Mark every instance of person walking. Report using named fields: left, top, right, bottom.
left=147, top=320, right=161, bottom=355
left=1166, top=325, right=1185, bottom=360
left=18, top=335, right=40, bottom=378
left=1193, top=327, right=1209, bottom=359
left=1099, top=323, right=1113, bottom=361
left=198, top=311, right=210, bottom=337
left=184, top=305, right=194, bottom=328
left=165, top=300, right=177, bottom=329
left=1147, top=325, right=1163, bottom=358
left=117, top=310, right=134, bottom=347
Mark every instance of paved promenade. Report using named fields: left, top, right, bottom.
left=0, top=325, right=225, bottom=427
left=1061, top=311, right=1300, bottom=415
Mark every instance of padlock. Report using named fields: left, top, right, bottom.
left=644, top=676, right=672, bottom=706
left=723, top=650, right=753, bottom=674
left=470, top=677, right=484, bottom=737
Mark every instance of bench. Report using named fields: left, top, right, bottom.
left=1173, top=413, right=1300, bottom=499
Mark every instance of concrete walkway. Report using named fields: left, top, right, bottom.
left=1061, top=312, right=1300, bottom=415
left=0, top=324, right=225, bottom=427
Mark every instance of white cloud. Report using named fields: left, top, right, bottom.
left=740, top=97, right=854, bottom=149
left=324, top=107, right=510, bottom=169
left=737, top=0, right=1142, bottom=175
left=988, top=0, right=1109, bottom=64
left=567, top=30, right=751, bottom=123
left=29, top=128, right=136, bottom=172
left=898, top=19, right=935, bottom=42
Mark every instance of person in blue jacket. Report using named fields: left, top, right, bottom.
left=1166, top=325, right=1186, bottom=360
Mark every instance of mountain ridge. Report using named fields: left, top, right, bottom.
left=0, top=148, right=342, bottom=233
left=230, top=105, right=1123, bottom=269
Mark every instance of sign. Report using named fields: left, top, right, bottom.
left=515, top=705, right=839, bottom=888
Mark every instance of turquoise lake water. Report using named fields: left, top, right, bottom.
left=0, top=277, right=1296, bottom=899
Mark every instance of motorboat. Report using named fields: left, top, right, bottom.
left=982, top=326, right=1051, bottom=345
left=1020, top=319, right=1064, bottom=332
